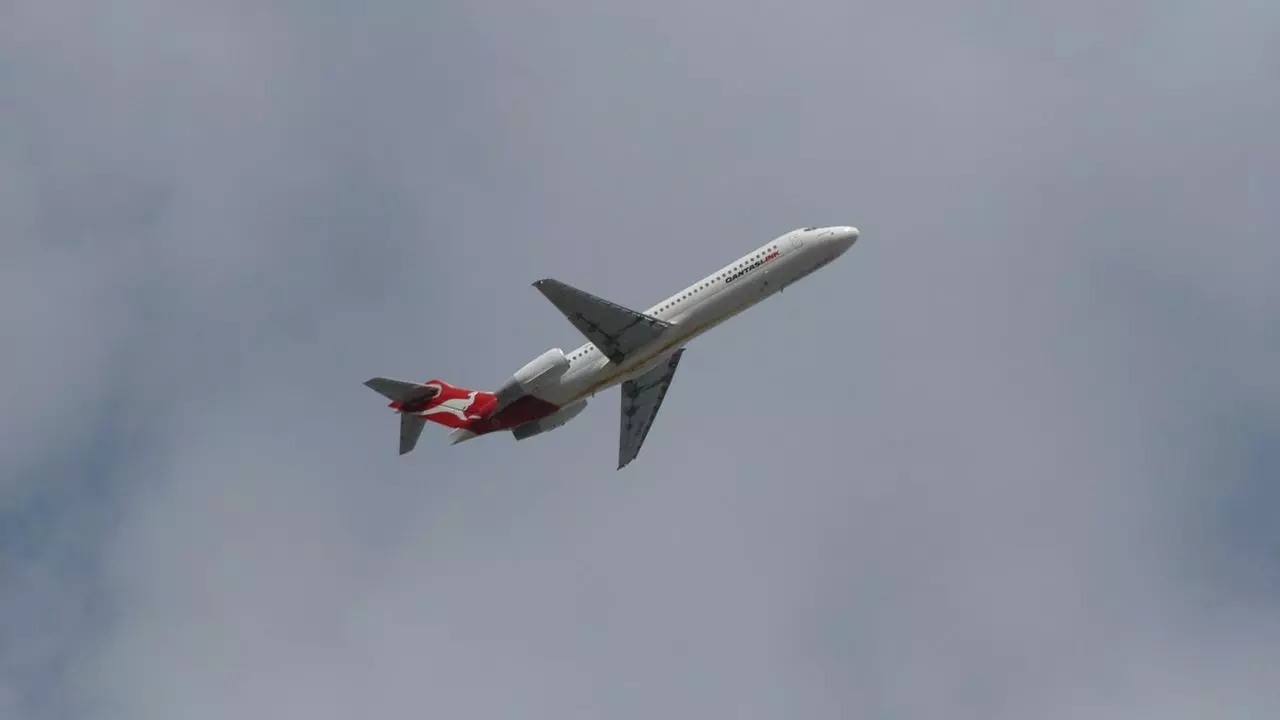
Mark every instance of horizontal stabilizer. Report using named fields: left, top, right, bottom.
left=448, top=428, right=478, bottom=445
left=365, top=377, right=439, bottom=405
left=400, top=414, right=427, bottom=455
left=532, top=278, right=671, bottom=364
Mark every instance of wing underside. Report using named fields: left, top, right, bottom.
left=618, top=349, right=685, bottom=469
left=533, top=278, right=671, bottom=364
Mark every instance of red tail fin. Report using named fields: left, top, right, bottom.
left=364, top=377, right=498, bottom=429
left=412, top=380, right=498, bottom=428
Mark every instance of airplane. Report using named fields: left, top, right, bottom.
left=365, top=225, right=860, bottom=469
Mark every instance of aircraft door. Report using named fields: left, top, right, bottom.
left=771, top=232, right=803, bottom=293
left=761, top=240, right=785, bottom=294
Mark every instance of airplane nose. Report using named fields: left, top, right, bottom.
left=829, top=226, right=859, bottom=252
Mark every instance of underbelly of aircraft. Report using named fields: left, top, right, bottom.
left=474, top=393, right=562, bottom=434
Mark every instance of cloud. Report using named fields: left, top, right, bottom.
left=3, top=1, right=1279, bottom=718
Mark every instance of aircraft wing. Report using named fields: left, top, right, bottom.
left=618, top=349, right=684, bottom=469
left=533, top=279, right=671, bottom=364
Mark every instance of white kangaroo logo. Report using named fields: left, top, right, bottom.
left=419, top=383, right=482, bottom=422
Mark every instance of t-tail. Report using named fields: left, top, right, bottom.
left=363, top=377, right=496, bottom=454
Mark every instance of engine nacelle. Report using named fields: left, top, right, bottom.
left=494, top=348, right=570, bottom=408
left=512, top=348, right=571, bottom=390
left=512, top=400, right=587, bottom=440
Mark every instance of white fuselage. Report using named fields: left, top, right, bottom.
left=535, top=226, right=858, bottom=407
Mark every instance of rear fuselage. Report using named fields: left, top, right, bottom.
left=475, top=226, right=858, bottom=435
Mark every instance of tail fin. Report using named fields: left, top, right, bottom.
left=365, top=376, right=498, bottom=454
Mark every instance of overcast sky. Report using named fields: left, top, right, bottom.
left=3, top=1, right=1280, bottom=718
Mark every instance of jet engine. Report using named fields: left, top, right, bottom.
left=493, top=348, right=570, bottom=408
left=512, top=400, right=587, bottom=440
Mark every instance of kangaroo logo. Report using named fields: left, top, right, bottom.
left=420, top=383, right=483, bottom=422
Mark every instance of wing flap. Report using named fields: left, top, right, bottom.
left=533, top=279, right=671, bottom=364
left=618, top=349, right=685, bottom=469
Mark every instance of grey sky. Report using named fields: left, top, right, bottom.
left=3, top=1, right=1279, bottom=718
